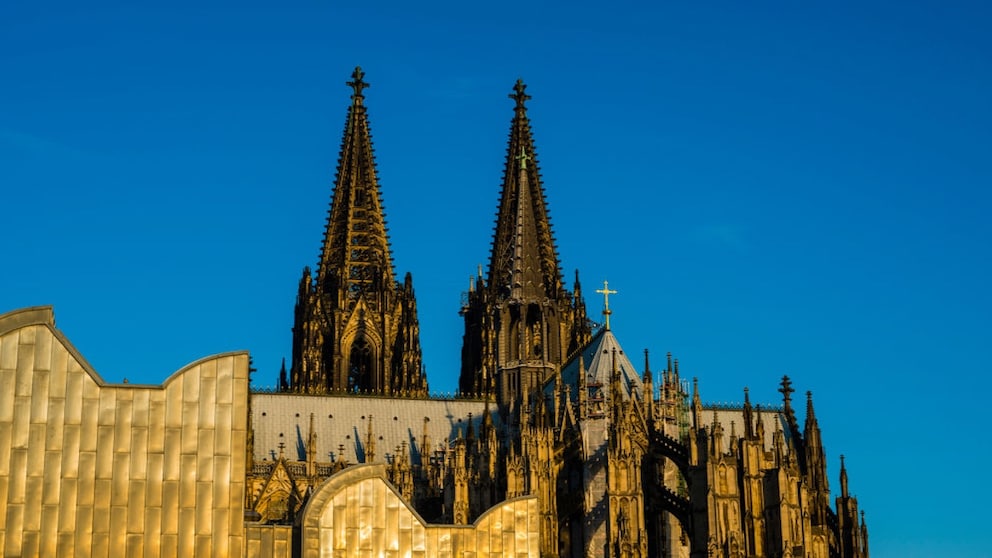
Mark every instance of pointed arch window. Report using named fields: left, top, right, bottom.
left=348, top=338, right=374, bottom=392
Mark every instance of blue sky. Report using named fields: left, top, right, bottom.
left=2, top=1, right=990, bottom=555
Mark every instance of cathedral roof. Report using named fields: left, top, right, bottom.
left=557, top=327, right=645, bottom=401
left=702, top=406, right=791, bottom=454
left=251, top=393, right=497, bottom=466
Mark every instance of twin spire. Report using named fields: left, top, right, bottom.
left=304, top=68, right=594, bottom=402
left=488, top=77, right=564, bottom=302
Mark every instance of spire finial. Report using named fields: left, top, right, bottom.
left=347, top=66, right=369, bottom=103
left=595, top=280, right=617, bottom=330
left=779, top=375, right=795, bottom=409
left=510, top=78, right=531, bottom=111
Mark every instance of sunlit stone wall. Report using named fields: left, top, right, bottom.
left=300, top=464, right=540, bottom=558
left=0, top=307, right=249, bottom=558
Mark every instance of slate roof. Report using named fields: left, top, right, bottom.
left=251, top=393, right=497, bottom=466
left=556, top=327, right=645, bottom=401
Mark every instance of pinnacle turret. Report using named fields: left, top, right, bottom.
left=840, top=454, right=849, bottom=498
left=742, top=387, right=754, bottom=439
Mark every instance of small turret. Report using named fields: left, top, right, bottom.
left=861, top=511, right=870, bottom=557
left=840, top=454, right=849, bottom=498
left=804, top=391, right=830, bottom=526
left=692, top=377, right=702, bottom=429
left=755, top=404, right=765, bottom=443
left=742, top=387, right=754, bottom=439
left=278, top=358, right=289, bottom=391
left=710, top=411, right=724, bottom=457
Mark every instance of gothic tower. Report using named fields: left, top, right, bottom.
left=290, top=67, right=427, bottom=396
left=459, top=79, right=590, bottom=406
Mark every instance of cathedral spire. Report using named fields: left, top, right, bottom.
left=487, top=79, right=563, bottom=299
left=318, top=66, right=395, bottom=289
left=508, top=147, right=543, bottom=301
left=289, top=68, right=426, bottom=396
left=458, top=79, right=585, bottom=405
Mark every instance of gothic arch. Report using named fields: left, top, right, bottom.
left=298, top=465, right=539, bottom=558
left=339, top=317, right=384, bottom=392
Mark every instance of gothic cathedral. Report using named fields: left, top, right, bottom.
left=244, top=68, right=870, bottom=558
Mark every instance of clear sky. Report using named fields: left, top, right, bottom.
left=2, top=1, right=990, bottom=555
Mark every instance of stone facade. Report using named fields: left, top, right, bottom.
left=246, top=70, right=869, bottom=557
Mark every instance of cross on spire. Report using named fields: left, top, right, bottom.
left=510, top=78, right=531, bottom=111
left=348, top=66, right=369, bottom=103
left=596, top=280, right=617, bottom=330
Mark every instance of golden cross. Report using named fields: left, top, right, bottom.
left=595, top=280, right=617, bottom=330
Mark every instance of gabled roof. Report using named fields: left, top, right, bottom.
left=251, top=393, right=497, bottom=466
left=557, top=327, right=645, bottom=401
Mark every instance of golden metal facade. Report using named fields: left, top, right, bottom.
left=299, top=464, right=539, bottom=558
left=0, top=307, right=249, bottom=558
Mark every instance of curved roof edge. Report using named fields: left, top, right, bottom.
left=0, top=305, right=55, bottom=333
left=300, top=463, right=537, bottom=532
left=0, top=305, right=249, bottom=389
left=298, top=464, right=428, bottom=528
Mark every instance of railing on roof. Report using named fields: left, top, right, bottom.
left=701, top=401, right=784, bottom=412
left=252, top=462, right=274, bottom=476
left=249, top=385, right=489, bottom=401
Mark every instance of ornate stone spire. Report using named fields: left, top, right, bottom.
left=458, top=79, right=589, bottom=404
left=486, top=79, right=563, bottom=300
left=290, top=68, right=426, bottom=396
left=317, top=66, right=394, bottom=289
